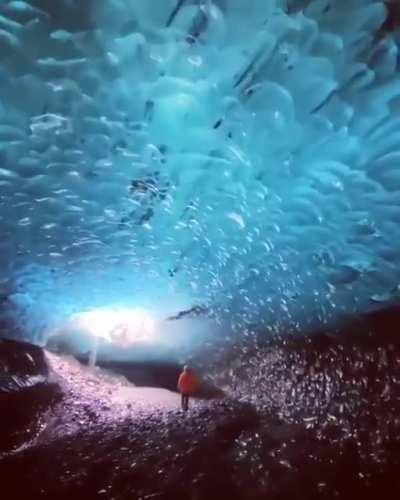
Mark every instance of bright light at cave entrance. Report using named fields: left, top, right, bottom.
left=71, top=308, right=156, bottom=347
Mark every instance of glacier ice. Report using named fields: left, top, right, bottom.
left=0, top=0, right=399, bottom=341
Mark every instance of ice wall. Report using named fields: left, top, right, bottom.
left=0, top=0, right=399, bottom=340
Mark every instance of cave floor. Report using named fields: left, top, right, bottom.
left=1, top=353, right=400, bottom=500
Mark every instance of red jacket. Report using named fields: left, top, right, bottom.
left=177, top=371, right=199, bottom=395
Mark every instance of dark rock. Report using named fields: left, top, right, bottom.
left=0, top=339, right=60, bottom=452
left=0, top=339, right=48, bottom=383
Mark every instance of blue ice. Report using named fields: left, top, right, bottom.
left=0, top=0, right=399, bottom=342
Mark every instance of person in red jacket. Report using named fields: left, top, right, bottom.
left=177, top=365, right=199, bottom=411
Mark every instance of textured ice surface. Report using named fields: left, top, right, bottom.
left=0, top=0, right=400, bottom=340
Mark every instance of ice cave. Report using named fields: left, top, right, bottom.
left=0, top=0, right=398, bottom=343
left=1, top=1, right=400, bottom=499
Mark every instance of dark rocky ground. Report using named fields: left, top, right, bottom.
left=1, top=307, right=400, bottom=500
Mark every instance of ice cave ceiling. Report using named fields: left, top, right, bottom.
left=0, top=0, right=400, bottom=340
